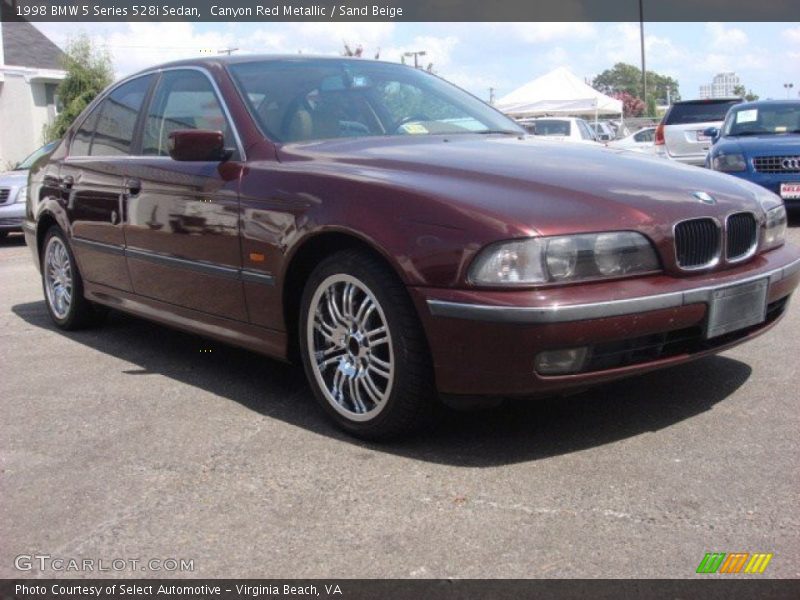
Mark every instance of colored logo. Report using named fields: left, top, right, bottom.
left=696, top=552, right=773, bottom=574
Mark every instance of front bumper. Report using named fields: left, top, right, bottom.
left=0, top=201, right=25, bottom=231
left=411, top=244, right=800, bottom=397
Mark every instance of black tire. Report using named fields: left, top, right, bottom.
left=41, top=226, right=103, bottom=330
left=299, top=248, right=440, bottom=440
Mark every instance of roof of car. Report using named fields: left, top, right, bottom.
left=127, top=54, right=406, bottom=77
left=731, top=99, right=800, bottom=109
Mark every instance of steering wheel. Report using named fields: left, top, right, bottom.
left=392, top=114, right=430, bottom=134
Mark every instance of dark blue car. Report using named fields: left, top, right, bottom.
left=705, top=100, right=800, bottom=207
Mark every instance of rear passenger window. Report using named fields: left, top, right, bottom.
left=70, top=75, right=152, bottom=157
left=70, top=105, right=101, bottom=156
left=143, top=70, right=234, bottom=157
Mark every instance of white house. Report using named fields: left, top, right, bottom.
left=0, top=21, right=65, bottom=168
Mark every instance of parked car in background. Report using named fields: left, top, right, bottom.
left=524, top=117, right=599, bottom=144
left=705, top=100, right=800, bottom=207
left=589, top=121, right=616, bottom=142
left=655, top=98, right=741, bottom=166
left=24, top=56, right=799, bottom=439
left=608, top=127, right=656, bottom=153
left=0, top=141, right=57, bottom=239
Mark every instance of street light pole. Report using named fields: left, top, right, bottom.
left=784, top=83, right=795, bottom=99
left=639, top=0, right=647, bottom=112
left=403, top=50, right=427, bottom=69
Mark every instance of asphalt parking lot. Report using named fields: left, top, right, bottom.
left=1, top=220, right=799, bottom=579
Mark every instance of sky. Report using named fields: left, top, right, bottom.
left=34, top=21, right=800, bottom=102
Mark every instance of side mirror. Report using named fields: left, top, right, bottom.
left=168, top=129, right=232, bottom=162
left=703, top=127, right=719, bottom=140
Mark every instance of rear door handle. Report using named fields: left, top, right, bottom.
left=126, top=178, right=142, bottom=196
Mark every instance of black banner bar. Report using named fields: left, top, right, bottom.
left=2, top=0, right=798, bottom=22
left=3, top=580, right=800, bottom=600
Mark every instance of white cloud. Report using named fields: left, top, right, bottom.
left=507, top=22, right=596, bottom=44
left=782, top=26, right=800, bottom=44
left=706, top=22, right=749, bottom=49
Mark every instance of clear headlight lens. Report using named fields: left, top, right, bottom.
left=15, top=185, right=28, bottom=204
left=764, top=205, right=787, bottom=249
left=711, top=153, right=746, bottom=172
left=470, top=231, right=660, bottom=286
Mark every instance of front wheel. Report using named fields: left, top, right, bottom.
left=299, top=249, right=439, bottom=440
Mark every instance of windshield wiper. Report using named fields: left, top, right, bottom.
left=476, top=130, right=522, bottom=135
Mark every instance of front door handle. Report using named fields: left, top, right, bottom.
left=126, top=178, right=142, bottom=196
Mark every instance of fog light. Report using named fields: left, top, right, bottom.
left=535, top=347, right=589, bottom=375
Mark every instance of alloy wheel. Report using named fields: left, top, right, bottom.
left=306, top=274, right=394, bottom=422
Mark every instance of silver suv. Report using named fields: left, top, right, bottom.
left=654, top=98, right=741, bottom=166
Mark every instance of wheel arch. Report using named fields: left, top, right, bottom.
left=281, top=229, right=416, bottom=362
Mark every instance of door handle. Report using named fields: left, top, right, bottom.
left=126, top=178, right=142, bottom=196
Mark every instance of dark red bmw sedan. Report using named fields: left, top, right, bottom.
left=24, top=56, right=800, bottom=439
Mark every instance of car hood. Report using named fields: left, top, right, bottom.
left=0, top=169, right=28, bottom=187
left=714, top=134, right=800, bottom=155
left=277, top=135, right=768, bottom=237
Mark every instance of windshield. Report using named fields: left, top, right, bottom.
left=531, top=120, right=571, bottom=136
left=664, top=100, right=740, bottom=125
left=16, top=141, right=57, bottom=170
left=722, top=103, right=800, bottom=136
left=228, top=59, right=523, bottom=143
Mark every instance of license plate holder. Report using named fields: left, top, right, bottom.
left=780, top=182, right=800, bottom=199
left=705, top=279, right=768, bottom=339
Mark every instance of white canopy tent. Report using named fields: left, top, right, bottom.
left=495, top=67, right=623, bottom=125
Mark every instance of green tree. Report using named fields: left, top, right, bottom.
left=592, top=62, right=680, bottom=105
left=44, top=35, right=114, bottom=142
left=732, top=84, right=759, bottom=102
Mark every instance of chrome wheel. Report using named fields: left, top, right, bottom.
left=44, top=235, right=73, bottom=320
left=306, top=274, right=394, bottom=421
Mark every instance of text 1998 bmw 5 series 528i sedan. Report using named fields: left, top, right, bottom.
left=23, top=56, right=800, bottom=439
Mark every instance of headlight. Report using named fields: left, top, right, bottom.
left=764, top=205, right=787, bottom=250
left=15, top=185, right=28, bottom=204
left=711, top=153, right=746, bottom=172
left=469, top=231, right=660, bottom=286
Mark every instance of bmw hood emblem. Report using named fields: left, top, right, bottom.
left=692, top=191, right=716, bottom=205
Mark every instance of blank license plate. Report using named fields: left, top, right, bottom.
left=705, top=279, right=768, bottom=339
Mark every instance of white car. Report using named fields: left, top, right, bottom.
left=608, top=127, right=656, bottom=153
left=522, top=117, right=600, bottom=144
left=654, top=98, right=741, bottom=166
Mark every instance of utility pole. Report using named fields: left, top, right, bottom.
left=403, top=50, right=427, bottom=69
left=639, top=0, right=647, bottom=112
left=218, top=47, right=239, bottom=56
left=488, top=87, right=496, bottom=105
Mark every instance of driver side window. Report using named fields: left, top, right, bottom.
left=142, top=70, right=235, bottom=157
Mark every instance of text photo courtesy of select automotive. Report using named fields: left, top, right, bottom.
left=1, top=6, right=800, bottom=584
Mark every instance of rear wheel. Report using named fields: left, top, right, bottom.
left=41, top=226, right=102, bottom=330
left=299, top=249, right=439, bottom=440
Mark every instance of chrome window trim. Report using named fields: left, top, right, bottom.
left=71, top=237, right=274, bottom=286
left=427, top=256, right=800, bottom=324
left=672, top=216, right=722, bottom=272
left=65, top=66, right=246, bottom=162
